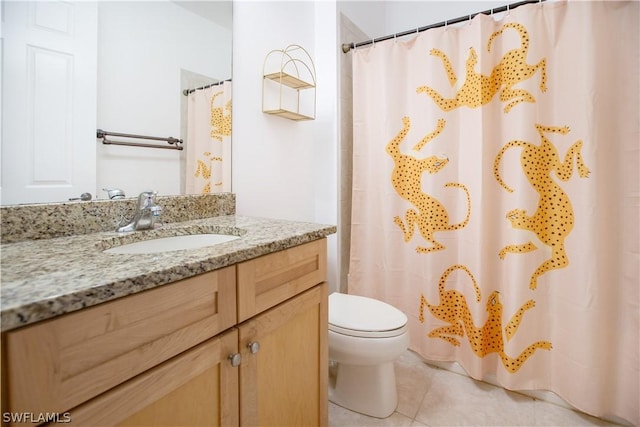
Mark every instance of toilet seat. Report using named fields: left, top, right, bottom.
left=329, top=293, right=408, bottom=338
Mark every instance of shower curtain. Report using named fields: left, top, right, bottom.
left=349, top=1, right=638, bottom=424
left=185, top=81, right=232, bottom=194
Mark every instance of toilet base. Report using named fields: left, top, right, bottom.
left=328, top=360, right=398, bottom=419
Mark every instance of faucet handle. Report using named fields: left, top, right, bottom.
left=137, top=190, right=157, bottom=208
left=150, top=205, right=162, bottom=217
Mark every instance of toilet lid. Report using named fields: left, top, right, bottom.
left=329, top=293, right=408, bottom=338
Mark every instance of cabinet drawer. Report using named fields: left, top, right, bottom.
left=5, top=267, right=236, bottom=418
left=237, top=238, right=326, bottom=322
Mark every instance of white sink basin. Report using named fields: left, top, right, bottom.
left=104, top=234, right=240, bottom=254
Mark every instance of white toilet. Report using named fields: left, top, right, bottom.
left=328, top=292, right=409, bottom=419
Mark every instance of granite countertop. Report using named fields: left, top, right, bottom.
left=0, top=215, right=336, bottom=332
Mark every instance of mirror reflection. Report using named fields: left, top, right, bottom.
left=1, top=0, right=232, bottom=205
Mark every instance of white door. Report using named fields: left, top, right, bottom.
left=1, top=0, right=97, bottom=205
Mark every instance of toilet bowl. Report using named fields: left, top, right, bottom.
left=328, top=292, right=409, bottom=419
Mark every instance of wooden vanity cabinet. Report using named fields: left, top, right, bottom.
left=2, top=238, right=328, bottom=427
left=69, top=283, right=328, bottom=427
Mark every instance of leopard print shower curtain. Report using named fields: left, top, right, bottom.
left=349, top=1, right=638, bottom=424
left=185, top=81, right=232, bottom=194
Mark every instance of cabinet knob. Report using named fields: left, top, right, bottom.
left=228, top=353, right=242, bottom=367
left=247, top=341, right=261, bottom=354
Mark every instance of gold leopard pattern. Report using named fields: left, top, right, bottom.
left=417, top=22, right=547, bottom=113
left=210, top=90, right=232, bottom=142
left=419, top=270, right=552, bottom=373
left=400, top=20, right=591, bottom=373
left=387, top=117, right=472, bottom=253
left=417, top=47, right=502, bottom=111
left=470, top=291, right=552, bottom=373
left=193, top=151, right=223, bottom=194
left=418, top=265, right=481, bottom=346
left=494, top=124, right=590, bottom=289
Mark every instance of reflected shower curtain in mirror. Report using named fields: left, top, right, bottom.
left=185, top=81, right=232, bottom=194
left=349, top=1, right=638, bottom=424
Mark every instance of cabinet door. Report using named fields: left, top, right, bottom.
left=67, top=329, right=239, bottom=427
left=239, top=283, right=328, bottom=427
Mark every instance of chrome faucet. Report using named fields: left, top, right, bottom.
left=116, top=191, right=162, bottom=232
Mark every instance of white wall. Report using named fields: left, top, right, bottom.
left=338, top=1, right=386, bottom=39
left=232, top=1, right=339, bottom=291
left=232, top=1, right=315, bottom=221
left=312, top=0, right=338, bottom=228
left=96, top=1, right=231, bottom=199
left=314, top=1, right=339, bottom=290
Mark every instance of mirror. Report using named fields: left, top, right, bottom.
left=1, top=0, right=232, bottom=205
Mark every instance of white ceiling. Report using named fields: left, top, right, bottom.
left=172, top=1, right=232, bottom=30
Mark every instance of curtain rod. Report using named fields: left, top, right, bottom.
left=182, top=78, right=232, bottom=96
left=341, top=0, right=545, bottom=53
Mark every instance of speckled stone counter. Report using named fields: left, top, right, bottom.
left=1, top=196, right=336, bottom=332
left=1, top=193, right=236, bottom=243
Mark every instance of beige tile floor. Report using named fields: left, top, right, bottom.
left=329, top=350, right=625, bottom=427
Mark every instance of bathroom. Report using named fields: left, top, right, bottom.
left=1, top=1, right=638, bottom=426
